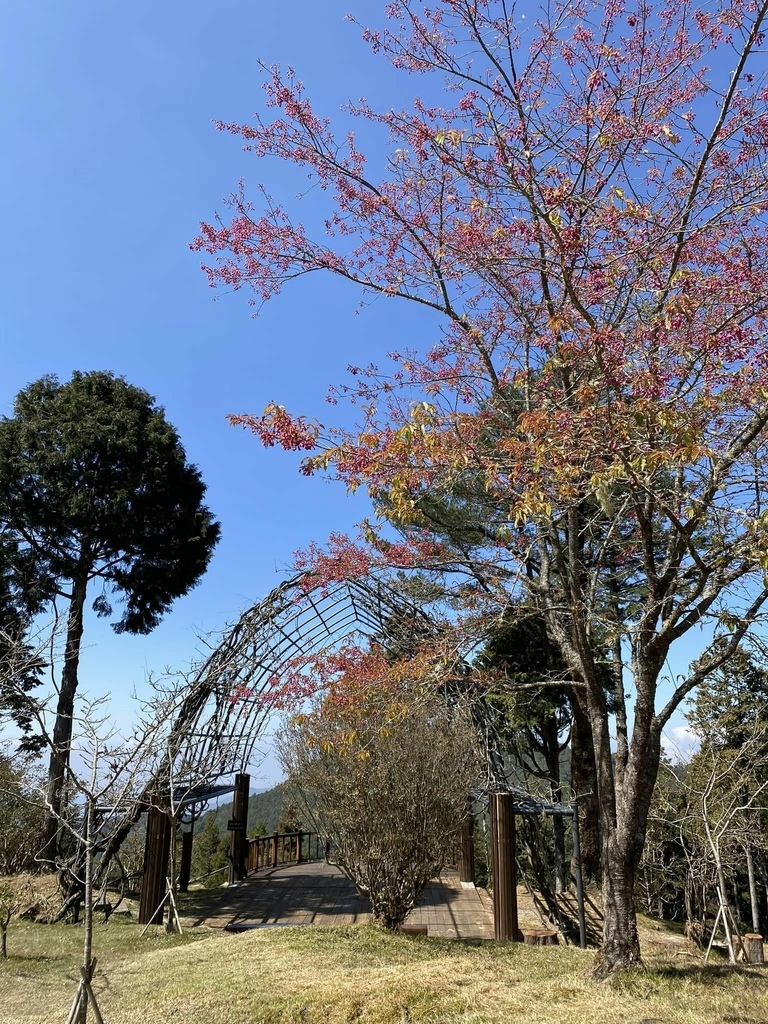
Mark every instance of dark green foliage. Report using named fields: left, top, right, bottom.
left=0, top=372, right=220, bottom=635
left=189, top=818, right=230, bottom=887
left=636, top=758, right=690, bottom=922
left=0, top=371, right=221, bottom=855
left=689, top=646, right=768, bottom=754
left=0, top=532, right=47, bottom=748
left=477, top=611, right=571, bottom=750
left=201, top=782, right=291, bottom=837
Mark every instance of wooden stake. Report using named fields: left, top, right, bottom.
left=139, top=892, right=169, bottom=937
left=705, top=904, right=724, bottom=961
left=80, top=967, right=105, bottom=1024
left=166, top=876, right=183, bottom=935
left=66, top=958, right=103, bottom=1024
left=706, top=888, right=741, bottom=965
left=65, top=985, right=84, bottom=1024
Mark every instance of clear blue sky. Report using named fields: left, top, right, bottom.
left=2, top=2, right=704, bottom=780
left=1, top=1, right=444, bottom=785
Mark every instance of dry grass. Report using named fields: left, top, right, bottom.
left=1, top=872, right=63, bottom=923
left=1, top=917, right=767, bottom=1024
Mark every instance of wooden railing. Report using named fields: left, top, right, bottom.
left=246, top=831, right=327, bottom=874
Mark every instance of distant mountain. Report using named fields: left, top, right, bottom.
left=196, top=780, right=292, bottom=836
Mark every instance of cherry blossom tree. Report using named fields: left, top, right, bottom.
left=196, top=0, right=768, bottom=972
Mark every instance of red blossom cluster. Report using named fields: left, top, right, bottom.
left=228, top=404, right=319, bottom=452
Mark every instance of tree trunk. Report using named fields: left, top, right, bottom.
left=77, top=798, right=94, bottom=1024
left=43, top=575, right=87, bottom=863
left=569, top=694, right=600, bottom=881
left=596, top=845, right=642, bottom=975
left=746, top=845, right=761, bottom=934
left=588, top=673, right=656, bottom=974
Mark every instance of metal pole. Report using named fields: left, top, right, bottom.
left=571, top=802, right=587, bottom=949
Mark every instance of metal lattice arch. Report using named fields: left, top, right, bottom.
left=132, top=570, right=439, bottom=924
left=172, top=570, right=436, bottom=782
left=132, top=570, right=589, bottom=945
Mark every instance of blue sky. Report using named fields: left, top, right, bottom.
left=2, top=2, right=709, bottom=782
left=1, top=2, right=447, bottom=784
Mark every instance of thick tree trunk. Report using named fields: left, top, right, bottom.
left=587, top=668, right=660, bottom=974
left=569, top=694, right=600, bottom=881
left=596, top=845, right=642, bottom=975
left=43, top=575, right=87, bottom=863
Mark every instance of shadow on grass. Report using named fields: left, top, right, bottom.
left=649, top=964, right=768, bottom=984
left=610, top=960, right=768, bottom=999
left=1, top=952, right=71, bottom=965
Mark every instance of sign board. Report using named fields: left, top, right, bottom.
left=227, top=819, right=246, bottom=831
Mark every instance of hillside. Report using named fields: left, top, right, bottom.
left=198, top=780, right=294, bottom=836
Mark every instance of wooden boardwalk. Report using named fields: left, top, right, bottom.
left=179, top=861, right=494, bottom=940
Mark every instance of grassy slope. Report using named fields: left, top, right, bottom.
left=2, top=917, right=768, bottom=1024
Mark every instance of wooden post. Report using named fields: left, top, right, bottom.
left=138, top=807, right=172, bottom=925
left=458, top=803, right=475, bottom=884
left=744, top=934, right=765, bottom=965
left=228, top=772, right=250, bottom=884
left=178, top=829, right=193, bottom=893
left=296, top=831, right=303, bottom=864
left=271, top=833, right=279, bottom=868
left=490, top=793, right=519, bottom=941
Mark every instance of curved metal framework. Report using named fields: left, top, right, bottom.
left=169, top=570, right=436, bottom=781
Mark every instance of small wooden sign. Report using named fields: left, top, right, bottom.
left=227, top=819, right=246, bottom=831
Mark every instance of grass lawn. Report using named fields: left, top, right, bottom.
left=1, top=916, right=767, bottom=1024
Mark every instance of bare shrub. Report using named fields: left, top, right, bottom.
left=278, top=685, right=480, bottom=930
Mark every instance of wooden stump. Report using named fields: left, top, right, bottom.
left=400, top=924, right=428, bottom=936
left=520, top=928, right=558, bottom=946
left=743, top=933, right=765, bottom=965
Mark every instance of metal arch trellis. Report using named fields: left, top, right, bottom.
left=167, top=570, right=441, bottom=783
left=102, top=565, right=589, bottom=946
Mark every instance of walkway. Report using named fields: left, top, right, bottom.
left=179, top=860, right=494, bottom=940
